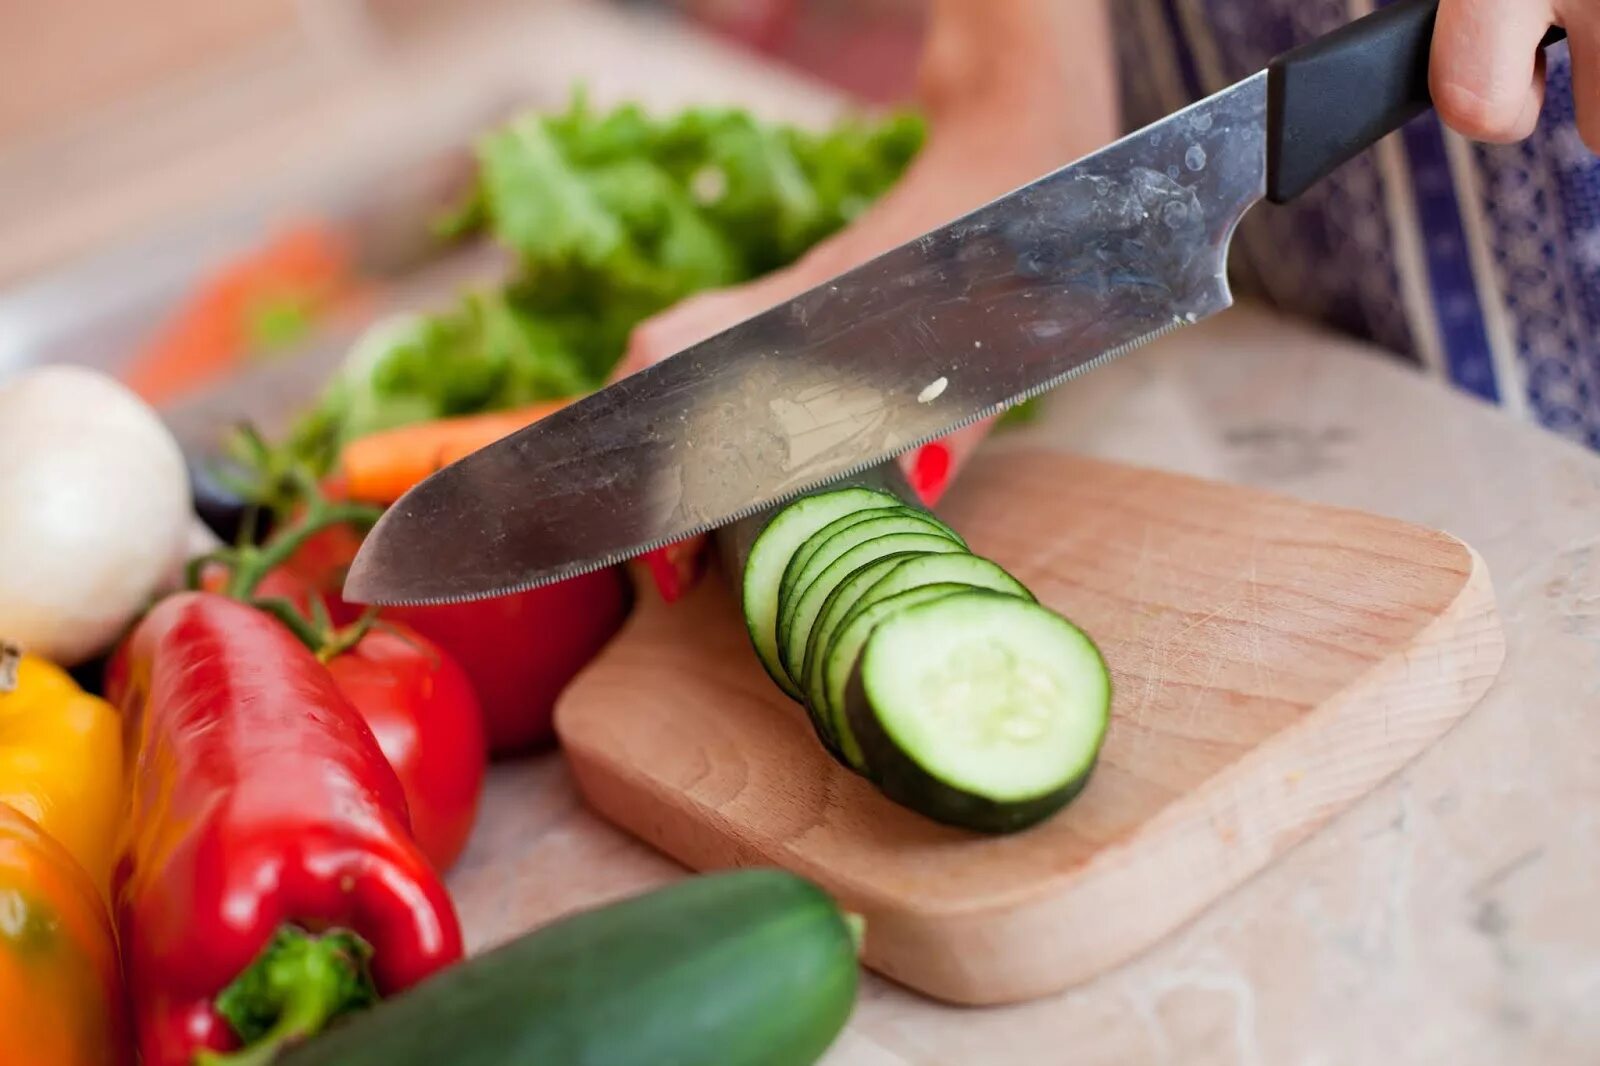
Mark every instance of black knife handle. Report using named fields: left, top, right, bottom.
left=1267, top=0, right=1566, bottom=204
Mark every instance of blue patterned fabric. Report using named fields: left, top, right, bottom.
left=1114, top=0, right=1600, bottom=451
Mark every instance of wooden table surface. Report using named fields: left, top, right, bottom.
left=448, top=304, right=1600, bottom=1065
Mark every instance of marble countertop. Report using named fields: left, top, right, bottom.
left=448, top=303, right=1600, bottom=1065
left=13, top=3, right=1595, bottom=1058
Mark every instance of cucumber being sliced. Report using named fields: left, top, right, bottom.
left=740, top=488, right=901, bottom=698
left=848, top=553, right=1035, bottom=622
left=777, top=514, right=963, bottom=669
left=776, top=508, right=958, bottom=629
left=780, top=507, right=916, bottom=604
left=783, top=536, right=965, bottom=742
left=813, top=554, right=1034, bottom=767
left=845, top=592, right=1111, bottom=833
left=816, top=583, right=976, bottom=770
left=797, top=552, right=935, bottom=724
left=722, top=467, right=1109, bottom=835
left=789, top=550, right=926, bottom=753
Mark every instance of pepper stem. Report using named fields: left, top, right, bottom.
left=195, top=924, right=377, bottom=1066
left=0, top=642, right=19, bottom=694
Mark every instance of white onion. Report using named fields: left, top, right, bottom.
left=0, top=365, right=191, bottom=664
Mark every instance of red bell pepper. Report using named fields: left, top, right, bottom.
left=107, top=592, right=463, bottom=1066
left=196, top=495, right=490, bottom=872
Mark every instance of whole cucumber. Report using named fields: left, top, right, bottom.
left=278, top=868, right=859, bottom=1066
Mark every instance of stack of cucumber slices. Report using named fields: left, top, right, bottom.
left=731, top=479, right=1112, bottom=834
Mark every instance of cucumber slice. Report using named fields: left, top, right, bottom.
left=789, top=550, right=925, bottom=753
left=797, top=552, right=935, bottom=726
left=848, top=553, right=1034, bottom=623
left=776, top=514, right=963, bottom=678
left=740, top=488, right=900, bottom=698
left=780, top=507, right=916, bottom=604
left=784, top=533, right=965, bottom=690
left=782, top=537, right=962, bottom=743
left=846, top=592, right=1111, bottom=833
left=776, top=506, right=954, bottom=624
left=817, top=557, right=1032, bottom=770
left=816, top=584, right=976, bottom=771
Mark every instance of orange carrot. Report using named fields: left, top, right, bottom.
left=340, top=399, right=573, bottom=504
left=122, top=221, right=357, bottom=407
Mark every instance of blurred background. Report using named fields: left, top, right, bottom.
left=0, top=0, right=928, bottom=433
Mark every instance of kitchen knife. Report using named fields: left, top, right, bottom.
left=345, top=0, right=1566, bottom=606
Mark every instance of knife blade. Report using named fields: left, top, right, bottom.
left=345, top=0, right=1566, bottom=607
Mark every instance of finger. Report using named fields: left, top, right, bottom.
left=1562, top=5, right=1600, bottom=152
left=898, top=417, right=997, bottom=505
left=1432, top=0, right=1553, bottom=141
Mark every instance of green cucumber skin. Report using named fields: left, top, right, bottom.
left=740, top=488, right=902, bottom=699
left=814, top=562, right=1034, bottom=769
left=820, top=584, right=976, bottom=771
left=846, top=661, right=1099, bottom=834
left=278, top=870, right=858, bottom=1066
left=843, top=594, right=1113, bottom=835
left=776, top=513, right=962, bottom=671
left=798, top=551, right=935, bottom=743
left=780, top=529, right=965, bottom=687
left=775, top=507, right=940, bottom=637
left=779, top=508, right=915, bottom=606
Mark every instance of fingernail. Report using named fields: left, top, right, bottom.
left=909, top=442, right=952, bottom=506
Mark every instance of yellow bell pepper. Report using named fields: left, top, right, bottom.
left=0, top=644, right=122, bottom=897
left=0, top=801, right=132, bottom=1066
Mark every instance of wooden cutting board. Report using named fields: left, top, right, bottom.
left=556, top=450, right=1504, bottom=1006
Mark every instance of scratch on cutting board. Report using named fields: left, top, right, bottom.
left=1176, top=597, right=1237, bottom=640
left=1125, top=520, right=1167, bottom=731
left=1248, top=536, right=1267, bottom=698
left=1185, top=640, right=1232, bottom=729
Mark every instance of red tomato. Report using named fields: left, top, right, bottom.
left=278, top=520, right=367, bottom=625
left=256, top=492, right=633, bottom=756
left=322, top=624, right=487, bottom=872
left=386, top=567, right=632, bottom=755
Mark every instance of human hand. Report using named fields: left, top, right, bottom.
left=613, top=113, right=1059, bottom=498
left=616, top=1, right=1118, bottom=503
left=1430, top=0, right=1593, bottom=147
